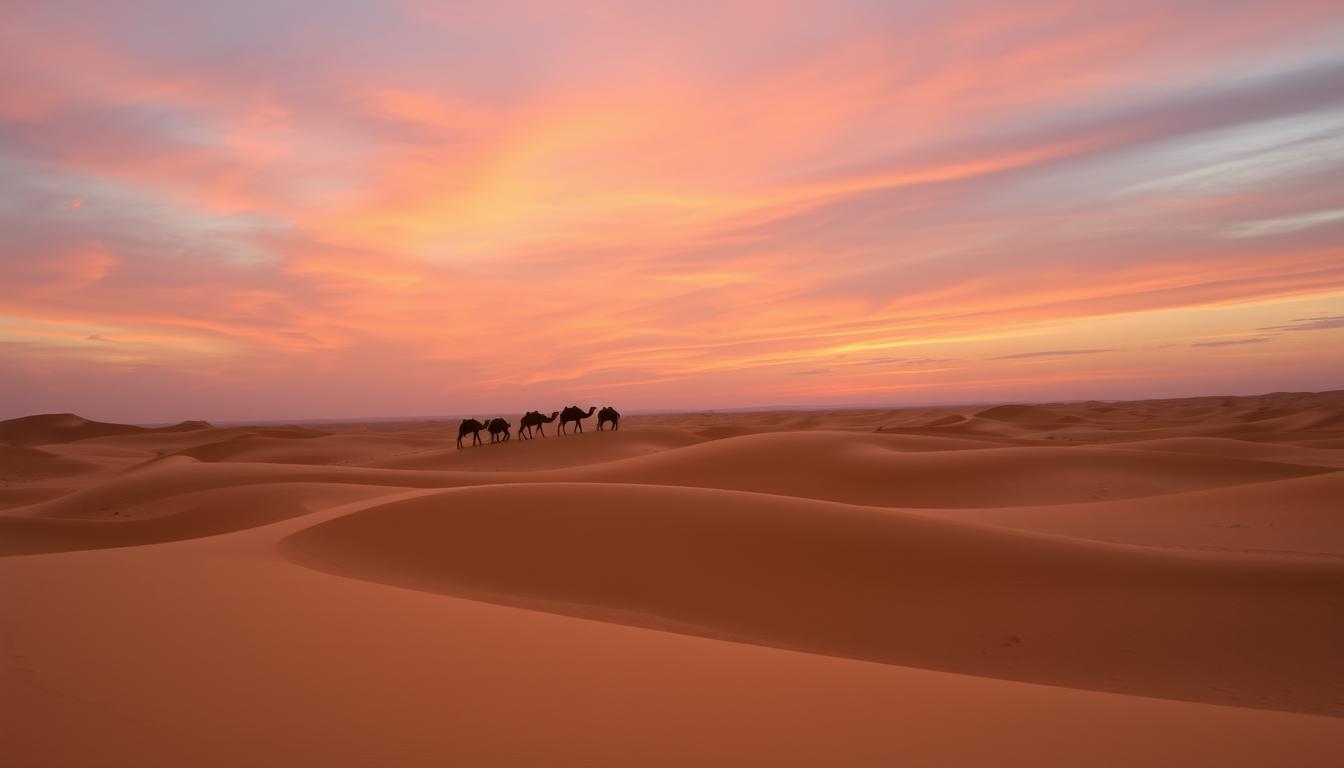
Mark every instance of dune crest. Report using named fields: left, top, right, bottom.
left=0, top=412, right=214, bottom=446
left=5, top=390, right=1344, bottom=766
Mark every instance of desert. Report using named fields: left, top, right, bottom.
left=3, top=390, right=1343, bottom=766
left=7, top=2, right=1344, bottom=764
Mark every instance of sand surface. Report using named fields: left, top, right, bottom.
left=3, top=391, right=1344, bottom=765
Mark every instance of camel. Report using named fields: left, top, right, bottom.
left=558, top=405, right=596, bottom=434
left=519, top=410, right=559, bottom=440
left=457, top=418, right=487, bottom=448
left=597, top=406, right=620, bottom=431
left=487, top=417, right=512, bottom=443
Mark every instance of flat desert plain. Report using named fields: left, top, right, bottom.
left=3, top=390, right=1344, bottom=766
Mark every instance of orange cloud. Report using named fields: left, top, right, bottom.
left=3, top=1, right=1344, bottom=419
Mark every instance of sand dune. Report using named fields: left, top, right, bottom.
left=974, top=403, right=1088, bottom=424
left=360, top=425, right=707, bottom=471
left=176, top=432, right=446, bottom=465
left=0, top=482, right=399, bottom=556
left=0, top=412, right=210, bottom=446
left=1095, top=436, right=1344, bottom=467
left=283, top=482, right=1344, bottom=715
left=0, top=444, right=101, bottom=482
left=4, top=390, right=1344, bottom=765
left=553, top=431, right=1331, bottom=507
left=2, top=411, right=1337, bottom=551
left=8, top=461, right=457, bottom=520
left=8, top=492, right=1342, bottom=767
left=937, top=471, right=1344, bottom=557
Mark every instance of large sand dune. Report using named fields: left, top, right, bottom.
left=283, top=482, right=1343, bottom=714
left=3, top=390, right=1344, bottom=765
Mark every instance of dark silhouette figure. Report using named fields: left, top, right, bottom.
left=519, top=410, right=559, bottom=440
left=559, top=405, right=596, bottom=434
left=597, top=406, right=620, bottom=431
left=487, top=417, right=512, bottom=443
left=457, top=418, right=487, bottom=448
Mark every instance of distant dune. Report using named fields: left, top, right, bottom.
left=0, top=412, right=212, bottom=446
left=3, top=390, right=1344, bottom=766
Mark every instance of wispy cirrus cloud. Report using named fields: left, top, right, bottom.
left=993, top=349, right=1119, bottom=361
left=1260, top=315, right=1344, bottom=332
left=2, top=1, right=1343, bottom=420
left=1191, top=337, right=1276, bottom=348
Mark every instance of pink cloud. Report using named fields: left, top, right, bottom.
left=2, top=1, right=1343, bottom=419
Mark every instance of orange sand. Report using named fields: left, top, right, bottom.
left=3, top=390, right=1343, bottom=765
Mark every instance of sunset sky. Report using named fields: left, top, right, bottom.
left=3, top=1, right=1343, bottom=422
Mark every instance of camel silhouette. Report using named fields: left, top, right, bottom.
left=487, top=417, right=512, bottom=443
left=519, top=410, right=558, bottom=440
left=597, top=406, right=620, bottom=431
left=559, top=406, right=596, bottom=434
left=457, top=418, right=487, bottom=448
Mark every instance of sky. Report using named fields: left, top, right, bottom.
left=2, top=0, right=1343, bottom=423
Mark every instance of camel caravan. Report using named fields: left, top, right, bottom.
left=457, top=405, right=620, bottom=448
